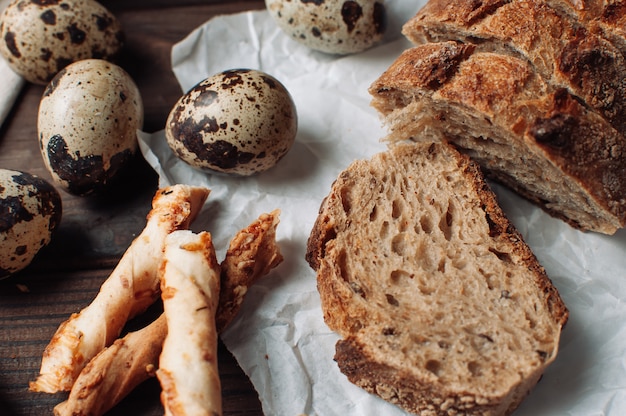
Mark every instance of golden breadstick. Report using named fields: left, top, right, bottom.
left=217, top=209, right=283, bottom=331
left=54, top=314, right=167, bottom=416
left=30, top=185, right=210, bottom=393
left=53, top=210, right=283, bottom=415
left=157, top=230, right=222, bottom=416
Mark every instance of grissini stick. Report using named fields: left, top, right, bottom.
left=53, top=210, right=283, bottom=416
left=157, top=230, right=222, bottom=416
left=217, top=209, right=283, bottom=332
left=53, top=314, right=167, bottom=416
left=30, top=185, right=210, bottom=393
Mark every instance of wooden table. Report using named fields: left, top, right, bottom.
left=0, top=1, right=266, bottom=414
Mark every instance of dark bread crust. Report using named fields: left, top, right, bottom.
left=370, top=42, right=626, bottom=233
left=306, top=143, right=568, bottom=415
left=403, top=0, right=626, bottom=136
left=546, top=1, right=626, bottom=58
left=334, top=337, right=525, bottom=416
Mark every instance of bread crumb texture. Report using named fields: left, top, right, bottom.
left=307, top=142, right=567, bottom=416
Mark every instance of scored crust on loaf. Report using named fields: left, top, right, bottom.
left=306, top=142, right=568, bottom=416
left=511, top=0, right=626, bottom=60
left=402, top=0, right=626, bottom=136
left=369, top=41, right=626, bottom=234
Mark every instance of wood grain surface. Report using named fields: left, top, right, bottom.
left=0, top=1, right=266, bottom=415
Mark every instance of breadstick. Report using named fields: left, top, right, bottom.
left=53, top=210, right=283, bottom=415
left=53, top=314, right=167, bottom=416
left=157, top=230, right=222, bottom=416
left=217, top=209, right=283, bottom=331
left=30, top=185, right=210, bottom=393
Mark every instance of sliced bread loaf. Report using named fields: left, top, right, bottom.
left=402, top=0, right=626, bottom=136
left=306, top=142, right=568, bottom=416
left=369, top=41, right=626, bottom=234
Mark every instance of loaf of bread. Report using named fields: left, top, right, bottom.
left=369, top=0, right=626, bottom=235
left=306, top=142, right=568, bottom=415
left=370, top=29, right=626, bottom=234
left=403, top=0, right=626, bottom=135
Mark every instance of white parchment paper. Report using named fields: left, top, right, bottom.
left=138, top=2, right=626, bottom=415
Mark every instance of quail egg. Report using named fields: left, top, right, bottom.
left=38, top=59, right=144, bottom=196
left=0, top=169, right=62, bottom=279
left=265, top=0, right=387, bottom=55
left=165, top=69, right=297, bottom=176
left=0, top=0, right=124, bottom=85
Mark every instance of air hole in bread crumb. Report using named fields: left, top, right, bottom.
left=536, top=350, right=549, bottom=362
left=382, top=327, right=397, bottom=335
left=419, top=215, right=433, bottom=234
left=411, top=334, right=430, bottom=345
left=468, top=361, right=482, bottom=376
left=438, top=258, right=446, bottom=273
left=439, top=203, right=454, bottom=241
left=385, top=293, right=399, bottom=306
left=369, top=204, right=378, bottom=222
left=340, top=188, right=351, bottom=214
left=489, top=247, right=512, bottom=263
left=391, top=233, right=406, bottom=256
left=425, top=359, right=441, bottom=377
left=390, top=269, right=412, bottom=283
left=392, top=198, right=402, bottom=219
left=337, top=249, right=349, bottom=282
left=380, top=220, right=390, bottom=238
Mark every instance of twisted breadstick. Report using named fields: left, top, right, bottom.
left=157, top=230, right=222, bottom=415
left=30, top=185, right=210, bottom=393
left=53, top=210, right=282, bottom=415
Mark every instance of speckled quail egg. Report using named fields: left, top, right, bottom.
left=0, top=169, right=62, bottom=280
left=165, top=69, right=297, bottom=176
left=38, top=58, right=144, bottom=196
left=265, top=0, right=387, bottom=55
left=0, top=0, right=124, bottom=85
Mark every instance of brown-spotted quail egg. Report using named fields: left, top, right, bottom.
left=165, top=69, right=298, bottom=176
left=265, top=0, right=387, bottom=55
left=38, top=59, right=144, bottom=196
left=0, top=0, right=124, bottom=85
left=0, top=169, right=62, bottom=280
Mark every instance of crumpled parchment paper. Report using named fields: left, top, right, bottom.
left=137, top=2, right=626, bottom=415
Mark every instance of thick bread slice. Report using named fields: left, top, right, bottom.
left=369, top=41, right=626, bottom=234
left=402, top=0, right=626, bottom=135
left=306, top=142, right=568, bottom=416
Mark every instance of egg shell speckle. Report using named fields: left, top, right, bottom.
left=38, top=59, right=144, bottom=196
left=266, top=0, right=387, bottom=55
left=0, top=0, right=124, bottom=84
left=165, top=69, right=297, bottom=176
left=0, top=169, right=62, bottom=279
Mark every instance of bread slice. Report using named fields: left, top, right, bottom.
left=402, top=0, right=626, bottom=136
left=369, top=41, right=626, bottom=234
left=306, top=142, right=568, bottom=415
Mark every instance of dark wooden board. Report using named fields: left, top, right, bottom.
left=0, top=2, right=266, bottom=415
